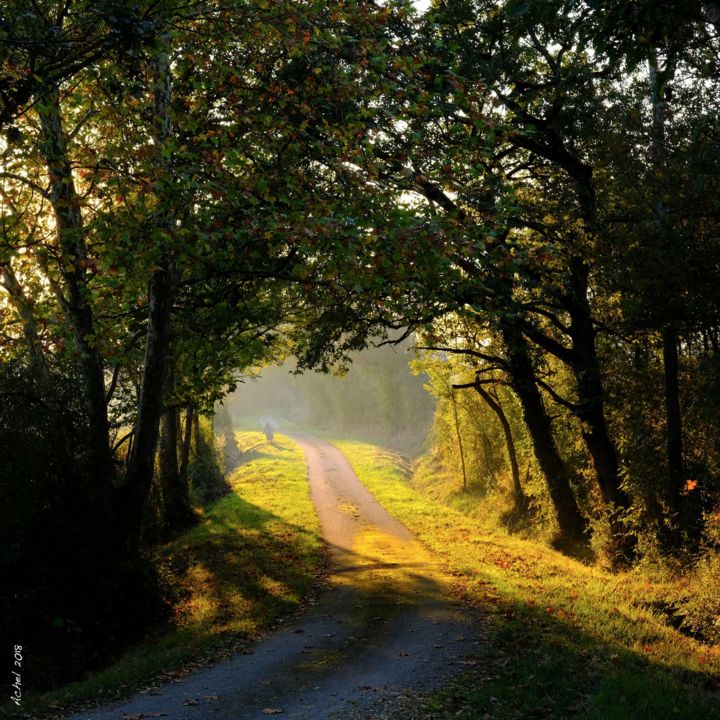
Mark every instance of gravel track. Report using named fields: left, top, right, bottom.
left=68, top=432, right=483, bottom=720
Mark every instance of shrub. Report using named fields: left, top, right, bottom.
left=0, top=360, right=166, bottom=690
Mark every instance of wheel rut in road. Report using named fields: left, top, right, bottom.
left=69, top=432, right=484, bottom=720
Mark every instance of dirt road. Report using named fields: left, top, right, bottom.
left=69, top=432, right=483, bottom=720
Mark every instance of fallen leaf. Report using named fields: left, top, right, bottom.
left=262, top=709, right=283, bottom=715
left=182, top=698, right=199, bottom=706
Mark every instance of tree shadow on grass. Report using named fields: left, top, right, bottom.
left=222, top=430, right=295, bottom=474
left=163, top=493, right=322, bottom=640
left=230, top=443, right=284, bottom=467
left=157, top=469, right=720, bottom=720
left=166, top=498, right=720, bottom=720
left=432, top=586, right=720, bottom=720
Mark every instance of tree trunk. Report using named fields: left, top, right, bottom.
left=179, top=405, right=195, bottom=485
left=192, top=411, right=201, bottom=451
left=118, top=42, right=177, bottom=552
left=473, top=382, right=527, bottom=510
left=120, top=265, right=175, bottom=549
left=36, top=86, right=113, bottom=526
left=159, top=405, right=195, bottom=533
left=449, top=389, right=468, bottom=492
left=648, top=55, right=686, bottom=523
left=0, top=263, right=48, bottom=376
left=509, top=107, right=630, bottom=519
left=663, top=325, right=684, bottom=497
left=566, top=256, right=631, bottom=511
left=501, top=320, right=587, bottom=541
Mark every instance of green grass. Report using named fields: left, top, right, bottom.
left=10, top=433, right=321, bottom=719
left=333, top=439, right=720, bottom=720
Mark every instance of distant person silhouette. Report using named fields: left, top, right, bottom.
left=263, top=421, right=274, bottom=443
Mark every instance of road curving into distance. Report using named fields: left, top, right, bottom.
left=68, top=431, right=483, bottom=720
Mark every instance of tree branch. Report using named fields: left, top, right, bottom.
left=417, top=344, right=507, bottom=367
left=535, top=377, right=579, bottom=412
left=522, top=325, right=577, bottom=366
left=0, top=172, right=50, bottom=199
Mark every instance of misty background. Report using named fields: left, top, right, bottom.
left=221, top=341, right=436, bottom=455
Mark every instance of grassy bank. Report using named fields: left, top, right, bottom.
left=334, top=439, right=720, bottom=720
left=11, top=433, right=321, bottom=719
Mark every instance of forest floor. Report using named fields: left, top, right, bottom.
left=61, top=432, right=485, bottom=720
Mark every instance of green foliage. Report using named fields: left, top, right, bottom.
left=1, top=0, right=720, bottom=705
left=678, top=548, right=720, bottom=645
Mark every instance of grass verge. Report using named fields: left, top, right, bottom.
left=9, top=433, right=321, bottom=720
left=333, top=439, right=720, bottom=720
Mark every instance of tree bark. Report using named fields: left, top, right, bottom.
left=567, top=257, right=631, bottom=511
left=0, top=263, right=48, bottom=375
left=179, top=405, right=195, bottom=485
left=473, top=382, right=527, bottom=510
left=119, top=41, right=177, bottom=552
left=501, top=320, right=587, bottom=541
left=159, top=405, right=195, bottom=533
left=121, top=264, right=175, bottom=549
left=36, top=86, right=114, bottom=520
left=648, top=54, right=686, bottom=521
left=510, top=107, right=631, bottom=520
left=663, top=325, right=683, bottom=497
left=449, top=389, right=468, bottom=492
left=192, top=410, right=201, bottom=451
